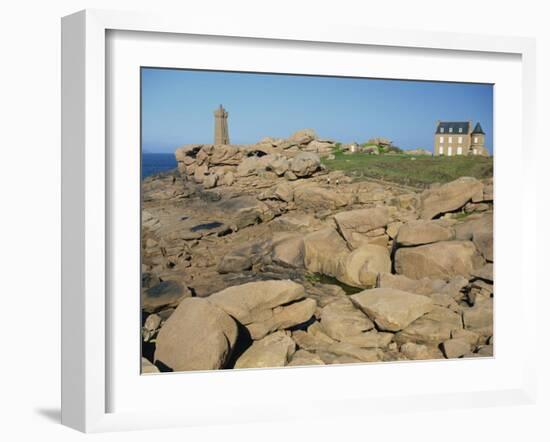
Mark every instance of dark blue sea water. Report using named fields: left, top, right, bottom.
left=142, top=153, right=177, bottom=179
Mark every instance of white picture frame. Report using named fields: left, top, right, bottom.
left=61, top=9, right=537, bottom=433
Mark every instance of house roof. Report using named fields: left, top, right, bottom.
left=435, top=121, right=470, bottom=135
left=472, top=122, right=485, bottom=134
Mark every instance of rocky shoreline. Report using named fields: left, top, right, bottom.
left=141, top=129, right=493, bottom=373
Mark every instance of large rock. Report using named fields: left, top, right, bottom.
left=273, top=182, right=294, bottom=202
left=290, top=152, right=321, bottom=177
left=351, top=288, right=434, bottom=332
left=334, top=207, right=391, bottom=249
left=271, top=233, right=305, bottom=268
left=266, top=155, right=290, bottom=176
left=141, top=280, right=192, bottom=313
left=420, top=177, right=484, bottom=219
left=237, top=156, right=269, bottom=177
left=442, top=338, right=472, bottom=359
left=396, top=219, right=455, bottom=246
left=336, top=244, right=391, bottom=288
left=246, top=298, right=316, bottom=340
left=208, top=280, right=306, bottom=325
left=209, top=145, right=243, bottom=165
left=292, top=328, right=335, bottom=353
left=234, top=331, right=296, bottom=369
left=394, top=240, right=484, bottom=279
left=202, top=173, right=218, bottom=189
left=303, top=228, right=349, bottom=277
left=319, top=298, right=374, bottom=340
left=288, top=128, right=317, bottom=145
left=293, top=186, right=351, bottom=210
left=154, top=298, right=238, bottom=371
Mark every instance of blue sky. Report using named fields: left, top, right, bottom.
left=141, top=68, right=493, bottom=154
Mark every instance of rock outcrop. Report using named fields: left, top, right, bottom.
left=144, top=144, right=494, bottom=373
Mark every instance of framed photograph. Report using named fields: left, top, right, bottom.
left=61, top=9, right=537, bottom=432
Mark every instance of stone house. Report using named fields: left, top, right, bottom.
left=434, top=121, right=489, bottom=156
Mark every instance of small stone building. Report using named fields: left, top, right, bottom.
left=434, top=121, right=489, bottom=156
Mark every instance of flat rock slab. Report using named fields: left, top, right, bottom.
left=396, top=219, right=455, bottom=246
left=394, top=240, right=484, bottom=280
left=319, top=298, right=375, bottom=340
left=154, top=298, right=238, bottom=371
left=351, top=288, right=433, bottom=332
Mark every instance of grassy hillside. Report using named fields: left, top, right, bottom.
left=322, top=150, right=493, bottom=188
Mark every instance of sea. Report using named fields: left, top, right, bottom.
left=142, top=153, right=177, bottom=179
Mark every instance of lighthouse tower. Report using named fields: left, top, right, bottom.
left=213, top=104, right=230, bottom=145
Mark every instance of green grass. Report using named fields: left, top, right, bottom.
left=322, top=150, right=493, bottom=188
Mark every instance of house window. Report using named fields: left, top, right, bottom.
left=459, top=127, right=463, bottom=133
left=447, top=147, right=452, bottom=156
left=448, top=136, right=452, bottom=143
left=440, top=128, right=444, bottom=133
left=449, top=127, right=453, bottom=133
left=474, top=137, right=478, bottom=143
left=439, top=136, right=444, bottom=143
left=439, top=146, right=444, bottom=155
left=473, top=149, right=478, bottom=155
left=458, top=136, right=463, bottom=143
left=457, top=147, right=463, bottom=155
